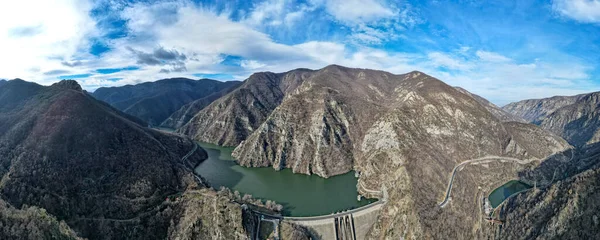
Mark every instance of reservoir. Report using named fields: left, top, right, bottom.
left=194, top=142, right=374, bottom=217
left=488, top=180, right=531, bottom=208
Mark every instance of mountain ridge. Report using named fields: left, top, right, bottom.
left=92, top=78, right=240, bottom=125
left=0, top=79, right=225, bottom=239
left=503, top=91, right=600, bottom=147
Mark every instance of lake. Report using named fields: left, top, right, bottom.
left=194, top=142, right=374, bottom=217
left=488, top=180, right=531, bottom=208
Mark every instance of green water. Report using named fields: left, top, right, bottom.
left=194, top=142, right=374, bottom=217
left=488, top=180, right=531, bottom=208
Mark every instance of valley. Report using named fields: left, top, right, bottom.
left=1, top=66, right=598, bottom=240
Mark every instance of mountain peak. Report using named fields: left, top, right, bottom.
left=51, top=80, right=82, bottom=92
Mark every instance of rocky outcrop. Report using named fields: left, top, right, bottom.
left=51, top=80, right=83, bottom=92
left=502, top=94, right=585, bottom=123
left=0, top=198, right=81, bottom=240
left=92, top=78, right=239, bottom=126
left=179, top=68, right=315, bottom=146
left=164, top=189, right=252, bottom=240
left=280, top=222, right=311, bottom=240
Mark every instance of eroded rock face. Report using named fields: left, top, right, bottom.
left=179, top=69, right=315, bottom=146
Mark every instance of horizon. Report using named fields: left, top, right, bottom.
left=1, top=0, right=599, bottom=105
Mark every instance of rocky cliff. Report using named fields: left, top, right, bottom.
left=179, top=68, right=315, bottom=146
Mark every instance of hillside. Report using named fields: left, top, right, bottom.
left=0, top=79, right=255, bottom=239
left=496, top=142, right=600, bottom=239
left=179, top=68, right=315, bottom=146
left=0, top=198, right=80, bottom=240
left=503, top=92, right=600, bottom=147
left=92, top=78, right=240, bottom=126
left=160, top=83, right=241, bottom=129
left=502, top=94, right=585, bottom=123
left=454, top=87, right=524, bottom=122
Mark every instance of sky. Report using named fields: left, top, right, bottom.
left=0, top=0, right=599, bottom=105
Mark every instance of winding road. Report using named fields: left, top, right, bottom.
left=438, top=155, right=536, bottom=208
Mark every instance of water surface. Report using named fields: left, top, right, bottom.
left=195, top=142, right=374, bottom=216
left=488, top=180, right=531, bottom=208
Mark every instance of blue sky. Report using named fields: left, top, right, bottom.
left=1, top=0, right=599, bottom=105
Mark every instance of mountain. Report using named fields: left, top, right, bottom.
left=502, top=94, right=585, bottom=123
left=503, top=92, right=600, bottom=147
left=454, top=87, right=524, bottom=122
left=160, top=82, right=241, bottom=129
left=185, top=65, right=569, bottom=238
left=0, top=79, right=6, bottom=87
left=0, top=79, right=255, bottom=239
left=232, top=66, right=568, bottom=177
left=496, top=141, right=600, bottom=239
left=537, top=92, right=600, bottom=147
left=92, top=78, right=240, bottom=126
left=179, top=68, right=315, bottom=146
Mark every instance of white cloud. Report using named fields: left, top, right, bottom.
left=424, top=50, right=596, bottom=105
left=475, top=50, right=512, bottom=62
left=0, top=0, right=97, bottom=82
left=244, top=0, right=287, bottom=26
left=553, top=0, right=600, bottom=23
left=323, top=0, right=395, bottom=24
left=241, top=60, right=267, bottom=70
left=428, top=52, right=472, bottom=70
left=1, top=0, right=595, bottom=107
left=243, top=0, right=315, bottom=27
